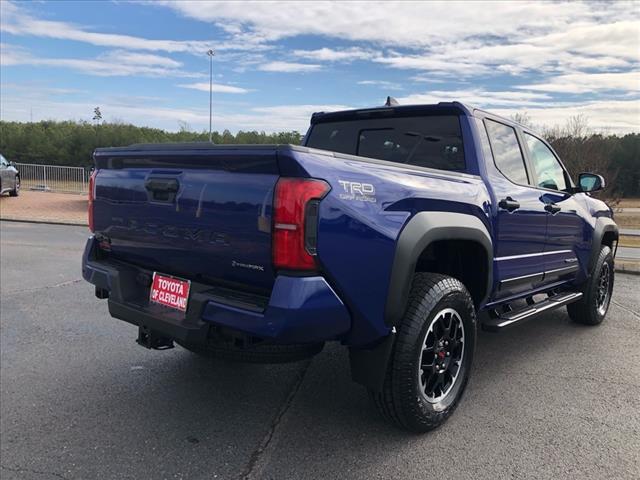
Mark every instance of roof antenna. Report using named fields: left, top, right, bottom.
left=385, top=96, right=399, bottom=107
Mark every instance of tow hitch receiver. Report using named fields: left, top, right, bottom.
left=136, top=325, right=174, bottom=350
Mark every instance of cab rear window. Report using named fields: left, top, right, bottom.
left=306, top=115, right=465, bottom=171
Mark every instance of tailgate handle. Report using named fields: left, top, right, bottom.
left=145, top=177, right=179, bottom=202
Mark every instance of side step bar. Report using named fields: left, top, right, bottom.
left=482, top=292, right=583, bottom=332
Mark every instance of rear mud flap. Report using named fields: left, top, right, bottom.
left=349, top=328, right=396, bottom=392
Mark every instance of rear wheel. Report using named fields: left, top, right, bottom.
left=9, top=176, right=19, bottom=197
left=567, top=245, right=614, bottom=325
left=370, top=273, right=476, bottom=432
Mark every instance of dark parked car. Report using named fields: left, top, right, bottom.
left=0, top=154, right=20, bottom=196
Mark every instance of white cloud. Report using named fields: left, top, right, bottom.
left=0, top=1, right=266, bottom=54
left=0, top=43, right=199, bottom=78
left=293, top=47, right=372, bottom=62
left=404, top=26, right=639, bottom=77
left=2, top=81, right=638, bottom=135
left=395, top=88, right=639, bottom=133
left=252, top=104, right=347, bottom=116
left=372, top=23, right=638, bottom=77
left=113, top=50, right=182, bottom=68
left=357, top=80, right=402, bottom=90
left=494, top=100, right=640, bottom=135
left=0, top=83, right=84, bottom=97
left=42, top=57, right=197, bottom=77
left=247, top=104, right=350, bottom=130
left=528, top=21, right=640, bottom=61
left=0, top=42, right=29, bottom=67
left=258, top=61, right=322, bottom=73
left=159, top=1, right=638, bottom=54
left=0, top=89, right=348, bottom=132
left=374, top=54, right=488, bottom=76
left=159, top=1, right=639, bottom=81
left=3, top=1, right=638, bottom=85
left=178, top=82, right=251, bottom=94
left=518, top=71, right=640, bottom=94
left=398, top=89, right=553, bottom=108
left=159, top=1, right=604, bottom=46
left=0, top=1, right=210, bottom=53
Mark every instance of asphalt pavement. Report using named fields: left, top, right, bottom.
left=1, top=221, right=639, bottom=480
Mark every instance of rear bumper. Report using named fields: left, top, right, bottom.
left=82, top=236, right=351, bottom=344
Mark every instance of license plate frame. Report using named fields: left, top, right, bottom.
left=149, top=272, right=191, bottom=313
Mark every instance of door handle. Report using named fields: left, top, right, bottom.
left=145, top=177, right=179, bottom=202
left=145, top=178, right=179, bottom=193
left=544, top=202, right=561, bottom=214
left=498, top=197, right=520, bottom=212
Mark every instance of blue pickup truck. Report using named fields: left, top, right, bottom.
left=82, top=102, right=618, bottom=432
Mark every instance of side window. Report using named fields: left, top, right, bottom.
left=306, top=115, right=466, bottom=172
left=524, top=134, right=568, bottom=191
left=484, top=119, right=529, bottom=185
left=474, top=118, right=493, bottom=163
left=357, top=128, right=465, bottom=171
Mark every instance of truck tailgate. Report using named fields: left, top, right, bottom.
left=93, top=146, right=279, bottom=293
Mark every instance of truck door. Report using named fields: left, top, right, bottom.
left=479, top=118, right=548, bottom=301
left=521, top=133, right=583, bottom=284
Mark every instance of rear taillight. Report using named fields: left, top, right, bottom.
left=273, top=178, right=330, bottom=271
left=88, top=170, right=97, bottom=232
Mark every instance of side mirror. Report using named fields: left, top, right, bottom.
left=578, top=173, right=605, bottom=193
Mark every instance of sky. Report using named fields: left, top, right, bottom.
left=1, top=0, right=639, bottom=134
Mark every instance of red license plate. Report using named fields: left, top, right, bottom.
left=149, top=273, right=190, bottom=312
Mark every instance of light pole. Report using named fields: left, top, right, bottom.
left=207, top=49, right=215, bottom=142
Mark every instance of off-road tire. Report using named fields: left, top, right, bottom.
left=177, top=339, right=324, bottom=363
left=567, top=245, right=614, bottom=325
left=370, top=273, right=477, bottom=432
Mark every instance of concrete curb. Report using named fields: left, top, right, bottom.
left=616, top=261, right=640, bottom=276
left=0, top=217, right=88, bottom=228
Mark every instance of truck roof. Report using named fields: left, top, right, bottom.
left=311, top=101, right=526, bottom=131
left=95, top=101, right=530, bottom=155
left=310, top=101, right=472, bottom=123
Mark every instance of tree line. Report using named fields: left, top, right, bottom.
left=0, top=120, right=304, bottom=166
left=512, top=113, right=639, bottom=199
left=0, top=118, right=638, bottom=197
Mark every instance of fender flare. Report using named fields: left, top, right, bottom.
left=384, top=211, right=493, bottom=327
left=589, top=217, right=618, bottom=272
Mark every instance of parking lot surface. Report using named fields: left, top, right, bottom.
left=1, top=221, right=639, bottom=480
left=0, top=192, right=87, bottom=226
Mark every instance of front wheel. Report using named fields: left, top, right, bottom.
left=370, top=273, right=477, bottom=432
left=567, top=245, right=614, bottom=325
left=9, top=176, right=19, bottom=197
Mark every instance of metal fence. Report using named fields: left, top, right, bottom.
left=14, top=163, right=89, bottom=194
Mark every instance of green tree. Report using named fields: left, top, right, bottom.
left=0, top=120, right=304, bottom=168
